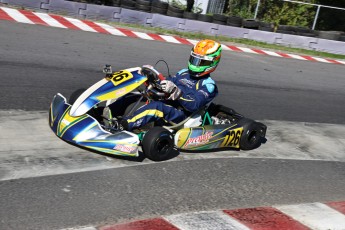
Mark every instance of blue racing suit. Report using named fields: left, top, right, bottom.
left=125, top=69, right=218, bottom=131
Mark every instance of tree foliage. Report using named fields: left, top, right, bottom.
left=225, top=0, right=316, bottom=27
left=316, top=0, right=345, bottom=31
left=224, top=0, right=345, bottom=31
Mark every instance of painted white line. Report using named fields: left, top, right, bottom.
left=286, top=54, right=308, bottom=60
left=159, top=35, right=181, bottom=44
left=133, top=31, right=154, bottom=40
left=93, top=22, right=126, bottom=36
left=276, top=202, right=345, bottom=230
left=337, top=60, right=345, bottom=65
left=33, top=12, right=67, bottom=28
left=0, top=7, right=33, bottom=24
left=61, top=227, right=97, bottom=230
left=312, top=57, right=333, bottom=63
left=261, top=50, right=283, bottom=57
left=186, top=39, right=199, bottom=45
left=164, top=211, right=250, bottom=230
left=237, top=47, right=259, bottom=54
left=221, top=44, right=232, bottom=51
left=64, top=17, right=97, bottom=32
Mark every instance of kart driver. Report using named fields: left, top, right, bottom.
left=120, top=39, right=222, bottom=131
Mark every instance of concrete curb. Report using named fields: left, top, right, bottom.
left=0, top=6, right=344, bottom=66
left=66, top=201, right=345, bottom=229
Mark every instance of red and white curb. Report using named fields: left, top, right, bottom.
left=65, top=201, right=345, bottom=230
left=1, top=6, right=344, bottom=66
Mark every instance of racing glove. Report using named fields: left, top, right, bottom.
left=160, top=80, right=181, bottom=100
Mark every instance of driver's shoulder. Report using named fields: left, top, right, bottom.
left=176, top=68, right=189, bottom=77
left=199, top=77, right=217, bottom=94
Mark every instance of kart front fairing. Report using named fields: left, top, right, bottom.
left=49, top=67, right=147, bottom=157
left=70, top=67, right=146, bottom=117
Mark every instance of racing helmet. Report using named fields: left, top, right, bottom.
left=188, top=39, right=222, bottom=78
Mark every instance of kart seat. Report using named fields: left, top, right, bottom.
left=163, top=102, right=212, bottom=131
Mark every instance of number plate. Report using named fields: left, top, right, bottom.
left=109, top=70, right=133, bottom=86
left=222, top=127, right=243, bottom=148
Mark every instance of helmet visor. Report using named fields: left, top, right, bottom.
left=189, top=52, right=213, bottom=67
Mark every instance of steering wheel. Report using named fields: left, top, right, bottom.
left=141, top=66, right=167, bottom=100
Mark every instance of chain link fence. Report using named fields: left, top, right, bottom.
left=206, top=0, right=226, bottom=14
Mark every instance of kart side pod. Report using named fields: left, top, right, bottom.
left=175, top=121, right=266, bottom=151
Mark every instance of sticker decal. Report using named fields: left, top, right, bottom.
left=222, top=128, right=243, bottom=148
left=109, top=70, right=133, bottom=86
left=114, top=144, right=136, bottom=153
left=185, top=131, right=213, bottom=147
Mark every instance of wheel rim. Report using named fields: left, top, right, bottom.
left=247, top=130, right=258, bottom=145
left=156, top=138, right=172, bottom=155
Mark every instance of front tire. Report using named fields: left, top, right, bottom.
left=69, top=88, right=86, bottom=105
left=142, top=127, right=176, bottom=161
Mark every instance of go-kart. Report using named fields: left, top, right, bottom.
left=49, top=64, right=267, bottom=161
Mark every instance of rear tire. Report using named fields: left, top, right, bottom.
left=142, top=127, right=176, bottom=161
left=240, top=122, right=266, bottom=150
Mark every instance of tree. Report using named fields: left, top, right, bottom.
left=225, top=0, right=317, bottom=27
left=260, top=0, right=317, bottom=27
left=315, top=0, right=345, bottom=31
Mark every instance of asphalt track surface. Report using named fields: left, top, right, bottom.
left=0, top=20, right=345, bottom=229
left=1, top=21, right=345, bottom=124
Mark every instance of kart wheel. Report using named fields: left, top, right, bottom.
left=142, top=127, right=175, bottom=161
left=69, top=88, right=86, bottom=105
left=240, top=122, right=266, bottom=150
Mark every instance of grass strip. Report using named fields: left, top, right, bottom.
left=107, top=21, right=345, bottom=60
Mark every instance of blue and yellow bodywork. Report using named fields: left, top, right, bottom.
left=49, top=67, right=147, bottom=157
left=175, top=125, right=244, bottom=151
left=49, top=94, right=140, bottom=157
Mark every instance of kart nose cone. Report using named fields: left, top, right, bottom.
left=70, top=103, right=91, bottom=117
